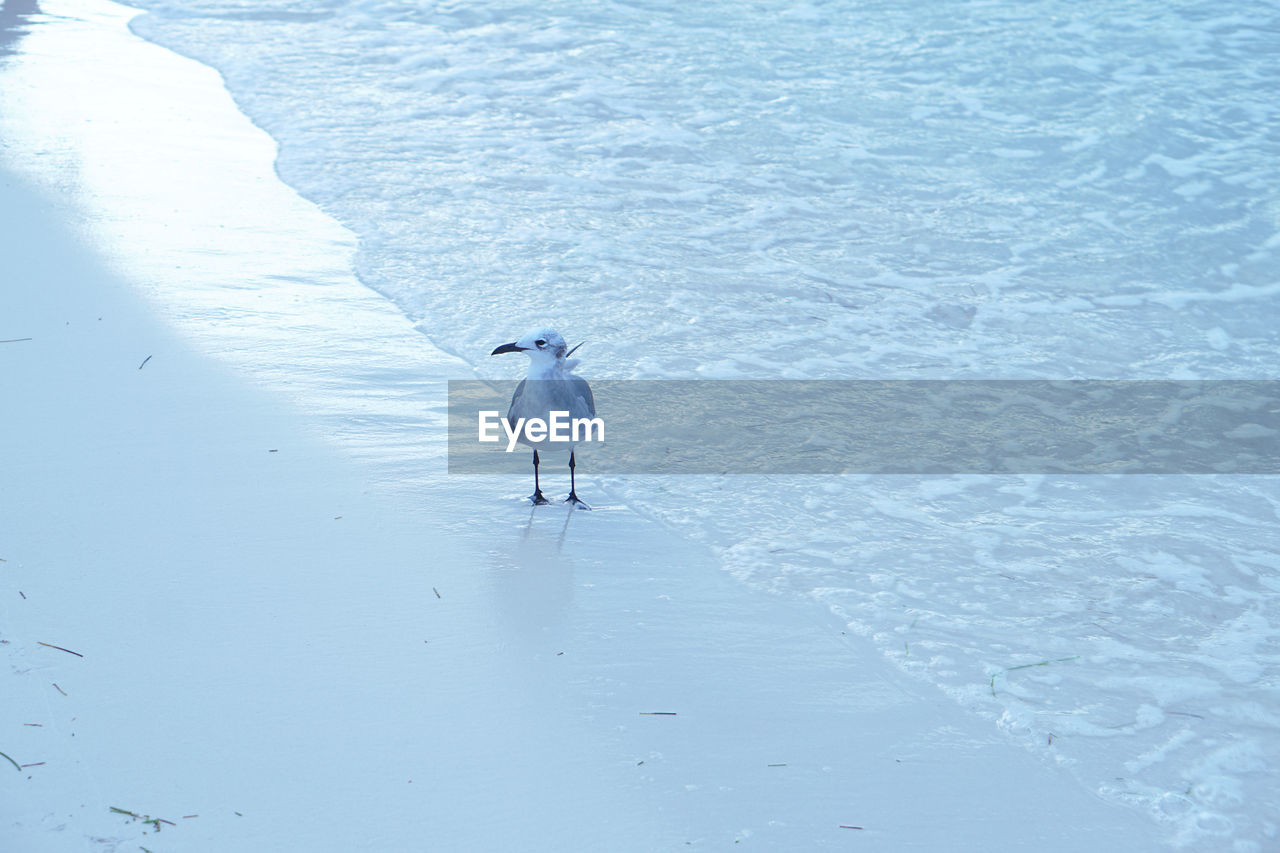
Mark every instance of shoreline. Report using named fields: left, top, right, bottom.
left=0, top=0, right=471, bottom=494
left=2, top=1, right=1166, bottom=850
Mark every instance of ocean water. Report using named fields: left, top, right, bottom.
left=123, top=0, right=1279, bottom=847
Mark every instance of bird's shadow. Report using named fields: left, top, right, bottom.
left=484, top=503, right=580, bottom=644
left=520, top=502, right=576, bottom=552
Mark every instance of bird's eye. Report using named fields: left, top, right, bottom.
left=535, top=339, right=546, bottom=347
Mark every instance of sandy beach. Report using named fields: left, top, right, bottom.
left=0, top=1, right=1197, bottom=850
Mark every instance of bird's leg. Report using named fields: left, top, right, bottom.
left=564, top=450, right=590, bottom=510
left=529, top=449, right=550, bottom=505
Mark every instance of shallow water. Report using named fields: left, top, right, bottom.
left=120, top=0, right=1280, bottom=846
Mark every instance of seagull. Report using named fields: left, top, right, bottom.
left=491, top=328, right=595, bottom=509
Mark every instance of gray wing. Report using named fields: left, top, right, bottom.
left=571, top=375, right=595, bottom=418
left=506, top=379, right=527, bottom=430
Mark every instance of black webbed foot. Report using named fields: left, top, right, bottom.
left=564, top=492, right=591, bottom=511
left=529, top=490, right=550, bottom=506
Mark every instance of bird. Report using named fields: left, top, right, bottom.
left=491, top=328, right=595, bottom=509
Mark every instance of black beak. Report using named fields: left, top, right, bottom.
left=490, top=342, right=524, bottom=356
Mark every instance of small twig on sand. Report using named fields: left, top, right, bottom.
left=0, top=751, right=20, bottom=772
left=111, top=807, right=176, bottom=832
left=52, top=683, right=67, bottom=696
left=37, top=641, right=83, bottom=658
left=20, top=762, right=45, bottom=768
left=138, top=354, right=152, bottom=370
left=839, top=825, right=865, bottom=830
left=0, top=337, right=33, bottom=344
left=990, top=656, right=1079, bottom=697
left=433, top=587, right=441, bottom=599
left=639, top=712, right=677, bottom=716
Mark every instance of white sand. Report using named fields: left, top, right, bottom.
left=2, top=1, right=1163, bottom=850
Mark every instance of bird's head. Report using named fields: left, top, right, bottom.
left=491, top=328, right=573, bottom=365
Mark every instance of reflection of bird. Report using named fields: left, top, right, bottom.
left=491, top=328, right=594, bottom=509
